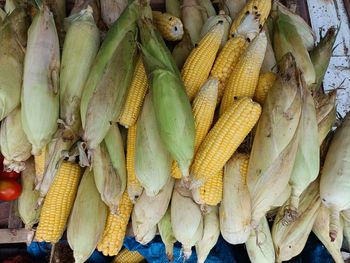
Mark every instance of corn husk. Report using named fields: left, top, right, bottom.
left=67, top=169, right=107, bottom=263
left=0, top=8, right=6, bottom=21
left=310, top=27, right=338, bottom=91
left=272, top=181, right=321, bottom=262
left=166, top=0, right=181, bottom=18
left=196, top=206, right=220, bottom=263
left=0, top=8, right=28, bottom=121
left=199, top=0, right=216, bottom=18
left=246, top=217, right=275, bottom=263
left=221, top=0, right=246, bottom=20
left=18, top=158, right=41, bottom=230
left=320, top=112, right=350, bottom=241
left=172, top=30, right=193, bottom=69
left=273, top=9, right=316, bottom=86
left=158, top=208, right=176, bottom=261
left=220, top=154, right=251, bottom=244
left=261, top=25, right=277, bottom=73
left=312, top=204, right=344, bottom=263
left=132, top=178, right=174, bottom=243
left=269, top=185, right=292, bottom=212
left=171, top=182, right=203, bottom=259
left=247, top=53, right=303, bottom=227
left=342, top=209, right=350, bottom=252
left=44, top=0, right=66, bottom=44
left=100, top=0, right=128, bottom=28
left=137, top=224, right=157, bottom=245
left=200, top=12, right=232, bottom=48
left=181, top=0, right=204, bottom=45
left=0, top=107, right=31, bottom=172
left=21, top=7, right=60, bottom=156
left=285, top=83, right=320, bottom=221
left=4, top=0, right=20, bottom=14
left=134, top=94, right=172, bottom=196
left=70, top=0, right=101, bottom=26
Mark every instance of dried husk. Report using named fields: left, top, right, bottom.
left=100, top=0, right=129, bottom=28
left=0, top=107, right=31, bottom=172
left=342, top=209, right=350, bottom=252
left=134, top=94, right=172, bottom=196
left=272, top=181, right=321, bottom=262
left=247, top=54, right=302, bottom=227
left=44, top=0, right=66, bottom=44
left=4, top=0, right=19, bottom=14
left=181, top=0, right=204, bottom=45
left=132, top=178, right=174, bottom=243
left=21, top=7, right=60, bottom=155
left=158, top=208, right=176, bottom=261
left=261, top=25, right=277, bottom=73
left=0, top=8, right=5, bottom=21
left=196, top=206, right=220, bottom=263
left=67, top=169, right=107, bottom=263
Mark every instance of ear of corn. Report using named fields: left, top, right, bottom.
left=126, top=125, right=143, bottom=202
left=270, top=184, right=292, bottom=209
left=132, top=178, right=174, bottom=243
left=21, top=7, right=60, bottom=156
left=312, top=204, right=344, bottom=263
left=119, top=57, right=149, bottom=128
left=165, top=0, right=181, bottom=18
left=113, top=249, right=144, bottom=263
left=199, top=0, right=216, bottom=18
left=158, top=208, right=176, bottom=261
left=245, top=217, right=275, bottom=263
left=138, top=10, right=195, bottom=179
left=0, top=107, right=31, bottom=172
left=191, top=97, right=261, bottom=188
left=195, top=206, right=220, bottom=263
left=34, top=147, right=48, bottom=188
left=18, top=158, right=41, bottom=229
left=320, top=112, right=350, bottom=242
left=0, top=8, right=28, bottom=121
left=247, top=54, right=303, bottom=228
left=181, top=0, right=205, bottom=45
left=69, top=0, right=101, bottom=30
left=220, top=32, right=267, bottom=114
left=220, top=154, right=251, bottom=244
left=36, top=161, right=82, bottom=243
left=97, top=192, right=133, bottom=256
left=137, top=224, right=158, bottom=245
left=100, top=0, right=129, bottom=28
left=181, top=22, right=225, bottom=100
left=261, top=25, right=277, bottom=73
left=44, top=0, right=66, bottom=44
left=253, top=72, right=277, bottom=105
left=152, top=11, right=184, bottom=41
left=342, top=210, right=350, bottom=252
left=172, top=31, right=193, bottom=69
left=272, top=181, right=321, bottom=262
left=210, top=36, right=249, bottom=101
left=68, top=169, right=107, bottom=262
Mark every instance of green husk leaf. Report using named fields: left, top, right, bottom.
left=158, top=208, right=176, bottom=261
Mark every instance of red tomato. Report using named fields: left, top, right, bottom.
left=0, top=170, right=20, bottom=180
left=0, top=179, right=22, bottom=201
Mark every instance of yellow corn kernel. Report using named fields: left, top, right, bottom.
left=35, top=161, right=82, bottom=243
left=199, top=169, right=224, bottom=206
left=210, top=36, right=249, bottom=101
left=34, top=147, right=47, bottom=185
left=119, top=58, right=149, bottom=128
left=191, top=97, right=261, bottom=187
left=152, top=11, right=184, bottom=41
left=171, top=161, right=182, bottom=179
left=113, top=248, right=144, bottom=263
left=97, top=192, right=133, bottom=256
left=220, top=32, right=267, bottom=114
left=181, top=22, right=224, bottom=101
left=126, top=125, right=143, bottom=202
left=230, top=0, right=272, bottom=38
left=254, top=72, right=277, bottom=105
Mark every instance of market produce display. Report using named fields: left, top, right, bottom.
left=0, top=0, right=347, bottom=262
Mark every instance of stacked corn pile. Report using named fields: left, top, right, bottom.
left=0, top=0, right=348, bottom=262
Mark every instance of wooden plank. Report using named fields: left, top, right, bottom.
left=8, top=201, right=23, bottom=229
left=0, top=202, right=11, bottom=227
left=0, top=229, right=35, bottom=244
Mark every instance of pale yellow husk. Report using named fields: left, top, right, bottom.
left=221, top=0, right=246, bottom=20
left=165, top=0, right=181, bottom=18
left=101, top=0, right=129, bottom=28
left=158, top=208, right=176, bottom=261
left=342, top=209, right=350, bottom=252
left=181, top=0, right=204, bottom=45
left=261, top=25, right=277, bottom=73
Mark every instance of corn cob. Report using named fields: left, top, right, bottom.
left=253, top=72, right=277, bottom=105
left=181, top=0, right=204, bottom=45
left=0, top=8, right=28, bottom=121
left=101, top=0, right=128, bottom=28
left=229, top=0, right=271, bottom=39
left=135, top=94, right=172, bottom=196
left=196, top=206, right=220, bottom=263
left=68, top=169, right=107, bottom=262
left=165, top=0, right=181, bottom=18
left=210, top=36, right=249, bottom=101
left=119, top=57, right=149, bottom=128
left=132, top=178, right=174, bottom=243
left=181, top=22, right=224, bottom=100
left=152, top=11, right=184, bottom=41
left=312, top=205, right=344, bottom=263
left=272, top=181, right=321, bottom=262
left=113, top=249, right=144, bottom=263
left=171, top=182, right=203, bottom=259
left=138, top=7, right=195, bottom=179
left=36, top=161, right=82, bottom=243
left=97, top=192, right=133, bottom=256
left=0, top=107, right=31, bottom=172
left=220, top=154, right=251, bottom=244
left=320, top=112, right=350, bottom=241
left=172, top=31, right=193, bottom=69
left=191, top=97, right=261, bottom=188
left=220, top=32, right=267, bottom=114
left=34, top=147, right=47, bottom=187
left=22, top=7, right=60, bottom=156
left=158, top=208, right=176, bottom=261
left=246, top=217, right=275, bottom=263
left=18, top=158, right=41, bottom=229
left=126, top=125, right=143, bottom=202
